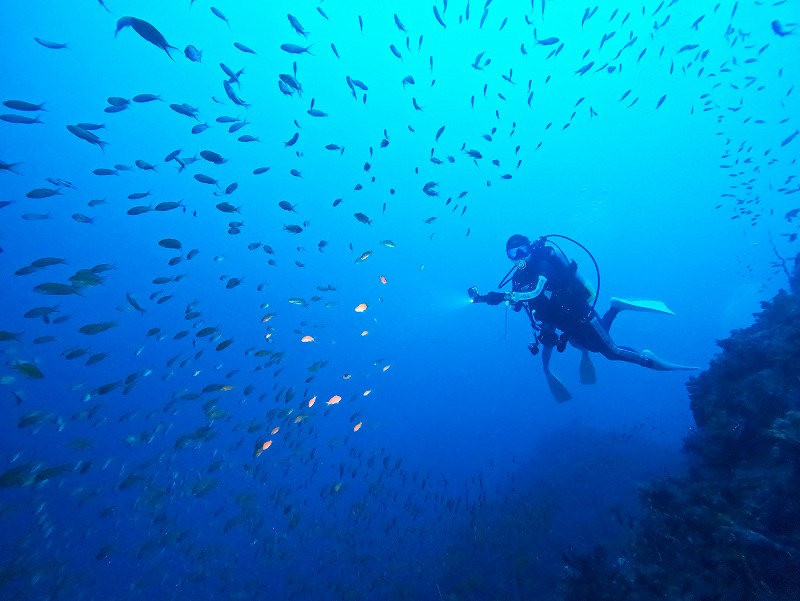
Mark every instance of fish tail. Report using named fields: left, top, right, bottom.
left=114, top=17, right=131, bottom=36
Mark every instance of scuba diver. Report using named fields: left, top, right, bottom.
left=469, top=234, right=697, bottom=402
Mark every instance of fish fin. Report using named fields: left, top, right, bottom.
left=164, top=45, right=180, bottom=61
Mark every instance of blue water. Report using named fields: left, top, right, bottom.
left=1, top=1, right=798, bottom=599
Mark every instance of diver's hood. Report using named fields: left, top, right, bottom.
left=506, top=234, right=531, bottom=252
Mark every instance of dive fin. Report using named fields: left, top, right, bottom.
left=545, top=372, right=572, bottom=402
left=610, top=297, right=675, bottom=315
left=579, top=351, right=596, bottom=384
left=642, top=350, right=699, bottom=371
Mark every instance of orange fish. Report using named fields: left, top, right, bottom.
left=301, top=335, right=315, bottom=343
left=379, top=275, right=387, bottom=284
left=294, top=415, right=305, bottom=423
left=308, top=396, right=316, bottom=407
left=382, top=365, right=390, bottom=372
left=271, top=427, right=280, bottom=435
left=360, top=330, right=368, bottom=336
left=363, top=389, right=372, bottom=396
left=353, top=422, right=362, bottom=432
left=327, top=394, right=342, bottom=405
left=354, top=303, right=367, bottom=312
left=264, top=333, right=272, bottom=339
left=262, top=440, right=272, bottom=450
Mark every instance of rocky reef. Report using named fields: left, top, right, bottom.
left=561, top=253, right=800, bottom=601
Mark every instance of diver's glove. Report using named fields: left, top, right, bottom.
left=484, top=292, right=506, bottom=305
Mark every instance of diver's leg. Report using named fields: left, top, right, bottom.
left=541, top=343, right=554, bottom=374
left=600, top=306, right=620, bottom=331
left=539, top=327, right=557, bottom=375
left=588, top=317, right=697, bottom=371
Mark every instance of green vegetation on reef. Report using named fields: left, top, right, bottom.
left=562, top=254, right=800, bottom=601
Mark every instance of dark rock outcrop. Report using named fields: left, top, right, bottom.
left=561, top=254, right=800, bottom=601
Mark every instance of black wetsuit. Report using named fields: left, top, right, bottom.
left=511, top=245, right=653, bottom=367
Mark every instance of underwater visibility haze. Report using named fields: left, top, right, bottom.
left=1, top=0, right=799, bottom=599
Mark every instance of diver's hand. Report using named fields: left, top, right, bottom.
left=484, top=292, right=506, bottom=305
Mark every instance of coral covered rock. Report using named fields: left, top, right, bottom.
left=561, top=254, right=800, bottom=601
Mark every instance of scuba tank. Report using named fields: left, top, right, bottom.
left=558, top=255, right=596, bottom=307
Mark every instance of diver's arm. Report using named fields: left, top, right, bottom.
left=471, top=273, right=547, bottom=307
left=472, top=291, right=507, bottom=305
left=507, top=275, right=547, bottom=302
